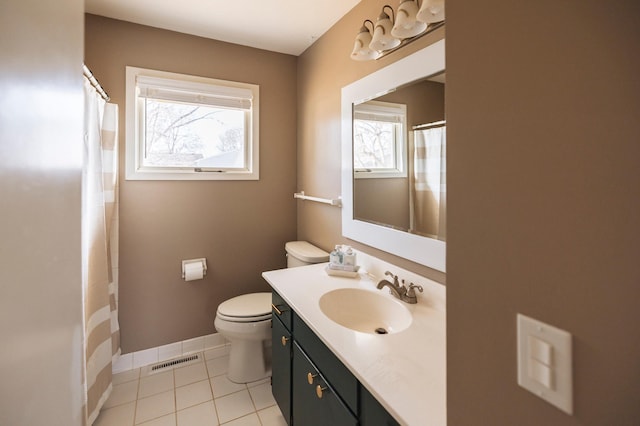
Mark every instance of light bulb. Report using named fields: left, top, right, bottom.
left=392, top=0, right=427, bottom=39
left=351, top=22, right=380, bottom=61
left=369, top=8, right=401, bottom=52
left=417, top=0, right=445, bottom=24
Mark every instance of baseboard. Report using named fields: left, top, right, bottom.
left=112, top=332, right=228, bottom=374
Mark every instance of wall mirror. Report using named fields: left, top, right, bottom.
left=342, top=39, right=446, bottom=271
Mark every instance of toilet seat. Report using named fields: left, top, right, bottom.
left=216, top=292, right=272, bottom=323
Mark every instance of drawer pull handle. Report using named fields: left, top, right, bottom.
left=316, top=384, right=327, bottom=399
left=281, top=336, right=290, bottom=346
left=271, top=303, right=284, bottom=316
left=307, top=372, right=317, bottom=384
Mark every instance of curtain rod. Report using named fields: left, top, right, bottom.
left=83, top=64, right=110, bottom=101
left=413, top=120, right=446, bottom=131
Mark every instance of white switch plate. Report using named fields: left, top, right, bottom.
left=517, top=314, right=573, bottom=415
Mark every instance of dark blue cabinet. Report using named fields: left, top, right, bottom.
left=271, top=290, right=398, bottom=426
left=292, top=342, right=357, bottom=426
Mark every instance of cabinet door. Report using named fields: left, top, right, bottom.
left=292, top=343, right=357, bottom=426
left=272, top=316, right=292, bottom=425
left=293, top=315, right=358, bottom=413
left=360, top=385, right=400, bottom=426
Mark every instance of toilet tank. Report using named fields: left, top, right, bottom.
left=285, top=241, right=329, bottom=268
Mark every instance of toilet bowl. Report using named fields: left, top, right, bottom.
left=214, top=292, right=272, bottom=383
left=214, top=241, right=329, bottom=383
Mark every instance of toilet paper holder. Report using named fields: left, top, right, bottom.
left=182, top=258, right=207, bottom=280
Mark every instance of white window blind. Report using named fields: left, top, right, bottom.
left=354, top=101, right=404, bottom=123
left=136, top=75, right=253, bottom=110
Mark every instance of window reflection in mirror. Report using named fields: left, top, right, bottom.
left=353, top=72, right=445, bottom=241
left=353, top=101, right=407, bottom=177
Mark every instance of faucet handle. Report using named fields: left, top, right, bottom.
left=406, top=283, right=424, bottom=297
left=385, top=271, right=401, bottom=287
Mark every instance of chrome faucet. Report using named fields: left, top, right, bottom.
left=376, top=271, right=423, bottom=304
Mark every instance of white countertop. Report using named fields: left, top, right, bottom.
left=262, top=262, right=446, bottom=426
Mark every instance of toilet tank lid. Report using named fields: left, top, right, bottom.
left=285, top=241, right=329, bottom=263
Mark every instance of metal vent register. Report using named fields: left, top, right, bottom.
left=146, top=354, right=200, bottom=374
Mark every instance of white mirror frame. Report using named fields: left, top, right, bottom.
left=341, top=39, right=446, bottom=272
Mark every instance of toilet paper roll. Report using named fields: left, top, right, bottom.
left=184, top=261, right=204, bottom=281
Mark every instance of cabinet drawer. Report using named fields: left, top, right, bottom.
left=293, top=315, right=358, bottom=414
left=272, top=290, right=293, bottom=331
left=292, top=342, right=357, bottom=426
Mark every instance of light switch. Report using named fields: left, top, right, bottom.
left=529, top=336, right=553, bottom=366
left=517, top=314, right=573, bottom=415
left=528, top=358, right=553, bottom=389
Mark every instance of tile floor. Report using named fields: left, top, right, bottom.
left=95, top=346, right=286, bottom=426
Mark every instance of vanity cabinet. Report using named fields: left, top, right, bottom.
left=271, top=290, right=399, bottom=426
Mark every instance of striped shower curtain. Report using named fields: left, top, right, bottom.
left=412, top=126, right=446, bottom=240
left=83, top=78, right=121, bottom=424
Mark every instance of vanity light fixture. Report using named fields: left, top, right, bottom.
left=350, top=20, right=381, bottom=61
left=350, top=1, right=445, bottom=61
left=369, top=5, right=401, bottom=52
left=391, top=0, right=427, bottom=39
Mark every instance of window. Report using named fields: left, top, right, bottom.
left=353, top=101, right=407, bottom=179
left=125, top=67, right=259, bottom=180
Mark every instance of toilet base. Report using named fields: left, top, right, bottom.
left=226, top=339, right=271, bottom=383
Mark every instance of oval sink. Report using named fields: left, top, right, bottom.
left=319, top=288, right=412, bottom=334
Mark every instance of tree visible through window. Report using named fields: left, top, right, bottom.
left=143, top=99, right=244, bottom=168
left=353, top=119, right=396, bottom=169
left=352, top=100, right=406, bottom=178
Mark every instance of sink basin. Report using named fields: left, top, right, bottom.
left=319, top=288, right=412, bottom=334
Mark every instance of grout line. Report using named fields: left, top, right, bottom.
left=132, top=376, right=140, bottom=426
left=172, top=367, right=178, bottom=425
left=204, top=352, right=223, bottom=425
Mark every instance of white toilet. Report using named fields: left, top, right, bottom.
left=214, top=241, right=329, bottom=383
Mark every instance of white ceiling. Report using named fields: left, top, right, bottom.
left=85, top=0, right=361, bottom=56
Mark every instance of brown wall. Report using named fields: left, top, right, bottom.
left=379, top=79, right=445, bottom=129
left=299, top=0, right=640, bottom=424
left=446, top=1, right=640, bottom=424
left=85, top=15, right=298, bottom=353
left=355, top=178, right=409, bottom=229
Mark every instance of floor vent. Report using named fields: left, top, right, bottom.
left=147, top=354, right=200, bottom=374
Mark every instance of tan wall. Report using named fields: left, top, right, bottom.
left=355, top=178, right=409, bottom=229
left=85, top=15, right=298, bottom=353
left=297, top=0, right=447, bottom=283
left=379, top=80, right=445, bottom=128
left=446, top=1, right=640, bottom=424
left=1, top=0, right=85, bottom=423
left=300, top=0, right=640, bottom=424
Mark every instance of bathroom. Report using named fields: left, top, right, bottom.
left=2, top=0, right=639, bottom=425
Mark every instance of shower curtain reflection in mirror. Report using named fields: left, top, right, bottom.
left=411, top=124, right=446, bottom=240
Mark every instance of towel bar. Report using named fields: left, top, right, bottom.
left=294, top=191, right=342, bottom=207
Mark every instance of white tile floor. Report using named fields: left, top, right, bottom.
left=95, top=346, right=287, bottom=426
